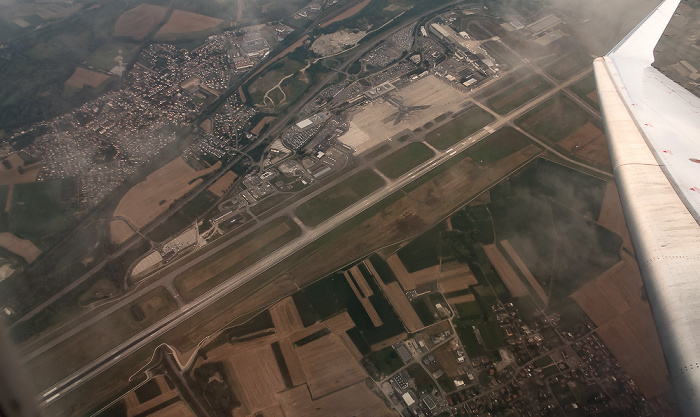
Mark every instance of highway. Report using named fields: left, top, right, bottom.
left=31, top=61, right=597, bottom=407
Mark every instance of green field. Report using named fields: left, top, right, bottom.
left=515, top=94, right=597, bottom=145
left=396, top=222, right=445, bottom=272
left=174, top=217, right=301, bottom=299
left=375, top=142, right=434, bottom=179
left=454, top=300, right=482, bottom=319
left=486, top=74, right=552, bottom=115
left=250, top=193, right=293, bottom=217
left=8, top=179, right=78, bottom=249
left=544, top=53, right=592, bottom=81
left=295, top=169, right=385, bottom=227
left=569, top=73, right=599, bottom=110
left=362, top=346, right=404, bottom=380
left=425, top=107, right=495, bottom=150
left=464, top=126, right=537, bottom=166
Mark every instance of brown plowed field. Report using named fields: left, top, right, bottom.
left=573, top=250, right=669, bottom=400
left=111, top=158, right=219, bottom=243
left=323, top=311, right=355, bottom=334
left=295, top=333, right=366, bottom=399
left=277, top=383, right=395, bottom=417
left=387, top=255, right=439, bottom=291
left=65, top=67, right=111, bottom=88
left=114, top=4, right=168, bottom=39
left=320, top=0, right=372, bottom=27
left=270, top=296, right=304, bottom=336
left=483, top=244, right=528, bottom=298
left=279, top=337, right=306, bottom=386
left=0, top=232, right=41, bottom=264
left=208, top=171, right=237, bottom=197
left=156, top=10, right=223, bottom=37
left=225, top=343, right=287, bottom=413
left=381, top=281, right=423, bottom=332
left=596, top=301, right=670, bottom=399
left=572, top=258, right=641, bottom=325
left=558, top=122, right=610, bottom=167
left=597, top=184, right=633, bottom=249
left=438, top=262, right=477, bottom=294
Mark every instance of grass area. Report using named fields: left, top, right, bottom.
left=295, top=169, right=385, bottom=227
left=534, top=355, right=554, bottom=368
left=453, top=318, right=485, bottom=358
left=464, top=126, right=536, bottom=167
left=364, top=144, right=391, bottom=160
left=173, top=217, right=301, bottom=299
left=544, top=53, right=591, bottom=81
left=486, top=74, right=552, bottom=115
left=362, top=346, right=404, bottom=380
left=24, top=286, right=177, bottom=393
left=454, top=300, right=482, bottom=319
left=8, top=179, right=78, bottom=249
left=375, top=142, right=435, bottom=179
left=425, top=107, right=495, bottom=150
left=450, top=204, right=495, bottom=244
left=477, top=321, right=506, bottom=350
left=406, top=363, right=435, bottom=393
left=146, top=190, right=218, bottom=242
left=396, top=222, right=445, bottom=272
left=249, top=193, right=293, bottom=217
left=569, top=73, right=599, bottom=110
left=86, top=43, right=141, bottom=72
left=515, top=94, right=598, bottom=145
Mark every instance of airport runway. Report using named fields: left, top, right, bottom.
left=34, top=65, right=597, bottom=407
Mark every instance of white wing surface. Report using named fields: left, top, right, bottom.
left=594, top=0, right=700, bottom=415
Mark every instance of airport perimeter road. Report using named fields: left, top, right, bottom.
left=33, top=63, right=599, bottom=407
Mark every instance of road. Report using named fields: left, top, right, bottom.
left=31, top=58, right=599, bottom=407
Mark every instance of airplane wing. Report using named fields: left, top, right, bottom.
left=593, top=0, right=700, bottom=415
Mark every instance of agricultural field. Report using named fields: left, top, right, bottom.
left=515, top=93, right=598, bottom=146
left=424, top=106, right=495, bottom=150
left=295, top=332, right=366, bottom=398
left=111, top=157, right=220, bottom=243
left=155, top=10, right=225, bottom=40
left=295, top=169, right=385, bottom=227
left=113, top=4, right=169, bottom=40
left=569, top=73, right=600, bottom=110
left=395, top=222, right=444, bottom=273
left=483, top=244, right=528, bottom=298
left=207, top=171, right=238, bottom=197
left=146, top=190, right=218, bottom=242
left=269, top=296, right=304, bottom=336
left=64, top=67, right=112, bottom=89
left=173, top=217, right=300, bottom=299
left=23, top=286, right=176, bottom=393
left=0, top=232, right=42, bottom=264
left=375, top=142, right=434, bottom=179
left=544, top=52, right=592, bottom=81
left=277, top=382, right=395, bottom=417
left=486, top=159, right=619, bottom=302
left=8, top=178, right=77, bottom=249
left=557, top=121, right=611, bottom=168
